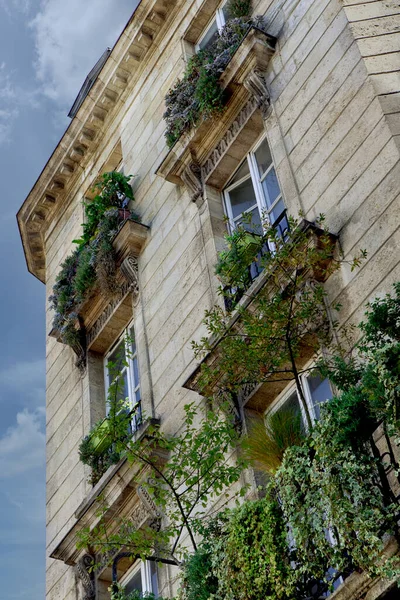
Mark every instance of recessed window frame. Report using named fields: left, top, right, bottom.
left=104, top=321, right=142, bottom=431
left=265, top=361, right=333, bottom=429
left=223, top=135, right=286, bottom=235
left=195, top=1, right=228, bottom=51
left=119, top=559, right=158, bottom=596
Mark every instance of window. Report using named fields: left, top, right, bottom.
left=269, top=369, right=333, bottom=428
left=120, top=560, right=158, bottom=596
left=223, top=137, right=288, bottom=237
left=104, top=324, right=142, bottom=432
left=196, top=3, right=228, bottom=51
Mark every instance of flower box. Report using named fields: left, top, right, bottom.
left=90, top=418, right=112, bottom=455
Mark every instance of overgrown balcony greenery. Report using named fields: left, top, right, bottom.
left=78, top=283, right=400, bottom=598
left=76, top=205, right=400, bottom=597
left=49, top=172, right=139, bottom=358
left=163, top=0, right=266, bottom=147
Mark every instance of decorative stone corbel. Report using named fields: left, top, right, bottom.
left=75, top=554, right=95, bottom=600
left=181, top=161, right=203, bottom=203
left=120, top=255, right=140, bottom=302
left=243, top=70, right=270, bottom=118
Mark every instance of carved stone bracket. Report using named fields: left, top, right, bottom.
left=243, top=70, right=270, bottom=118
left=120, top=255, right=140, bottom=301
left=131, top=488, right=162, bottom=532
left=75, top=554, right=96, bottom=600
left=181, top=161, right=203, bottom=203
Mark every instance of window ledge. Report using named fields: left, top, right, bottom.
left=156, top=27, right=276, bottom=199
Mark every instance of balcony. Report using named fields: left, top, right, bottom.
left=156, top=25, right=276, bottom=201
left=49, top=217, right=149, bottom=362
left=184, top=220, right=338, bottom=413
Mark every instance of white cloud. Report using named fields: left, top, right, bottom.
left=0, top=408, right=45, bottom=478
left=0, top=0, right=32, bottom=17
left=0, top=358, right=45, bottom=405
left=30, top=0, right=137, bottom=105
left=0, top=62, right=41, bottom=145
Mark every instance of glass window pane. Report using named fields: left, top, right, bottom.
left=133, top=357, right=140, bottom=387
left=109, top=369, right=129, bottom=405
left=198, top=19, right=219, bottom=50
left=269, top=198, right=285, bottom=226
left=125, top=568, right=143, bottom=593
left=129, top=326, right=136, bottom=354
left=307, top=373, right=332, bottom=421
left=108, top=340, right=126, bottom=382
left=229, top=178, right=257, bottom=219
left=261, top=167, right=281, bottom=207
left=280, top=390, right=301, bottom=416
left=255, top=139, right=273, bottom=177
left=150, top=561, right=159, bottom=596
left=239, top=207, right=263, bottom=234
left=229, top=159, right=250, bottom=186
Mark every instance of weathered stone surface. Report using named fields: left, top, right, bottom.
left=16, top=0, right=400, bottom=597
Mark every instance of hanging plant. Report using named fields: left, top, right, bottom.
left=164, top=16, right=257, bottom=147
left=49, top=172, right=139, bottom=351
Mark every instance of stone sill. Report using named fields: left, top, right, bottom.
left=156, top=27, right=276, bottom=188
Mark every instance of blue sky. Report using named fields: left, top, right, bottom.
left=0, top=1, right=136, bottom=597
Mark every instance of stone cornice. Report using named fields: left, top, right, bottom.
left=17, top=0, right=176, bottom=283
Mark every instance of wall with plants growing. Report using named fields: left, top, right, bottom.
left=49, top=171, right=138, bottom=354
left=163, top=0, right=264, bottom=147
left=178, top=283, right=400, bottom=599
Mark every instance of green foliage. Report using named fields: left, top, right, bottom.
left=243, top=409, right=304, bottom=475
left=78, top=400, right=247, bottom=565
left=194, top=216, right=365, bottom=428
left=226, top=0, right=252, bottom=18
left=111, top=583, right=168, bottom=600
left=218, top=488, right=296, bottom=600
left=164, top=17, right=254, bottom=147
left=49, top=172, right=137, bottom=351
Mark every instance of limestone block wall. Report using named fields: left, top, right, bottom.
left=41, top=0, right=400, bottom=598
left=255, top=0, right=400, bottom=332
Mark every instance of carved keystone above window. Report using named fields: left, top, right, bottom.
left=156, top=27, right=276, bottom=198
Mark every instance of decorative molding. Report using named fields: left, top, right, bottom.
left=18, top=0, right=175, bottom=282
left=75, top=554, right=96, bottom=600
left=131, top=494, right=161, bottom=532
left=201, top=96, right=259, bottom=182
left=137, top=484, right=163, bottom=520
left=120, top=256, right=140, bottom=300
left=181, top=162, right=203, bottom=203
left=243, top=70, right=270, bottom=118
left=86, top=280, right=132, bottom=348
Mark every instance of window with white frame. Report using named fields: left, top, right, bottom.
left=268, top=369, right=333, bottom=428
left=223, top=137, right=289, bottom=238
left=196, top=2, right=229, bottom=51
left=104, top=324, right=142, bottom=432
left=120, top=560, right=158, bottom=596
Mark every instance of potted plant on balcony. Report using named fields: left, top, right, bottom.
left=49, top=171, right=141, bottom=361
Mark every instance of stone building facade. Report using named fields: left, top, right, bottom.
left=17, top=0, right=400, bottom=598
